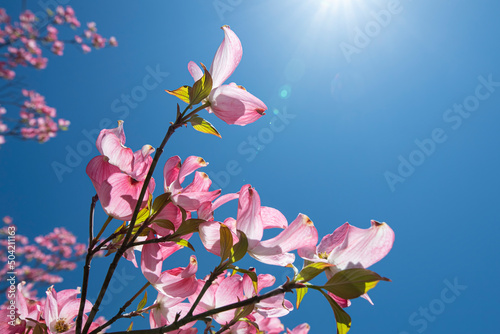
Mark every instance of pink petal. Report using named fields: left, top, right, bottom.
left=163, top=156, right=181, bottom=191
left=209, top=84, right=267, bottom=126
left=255, top=294, right=293, bottom=317
left=183, top=171, right=212, bottom=193
left=249, top=214, right=318, bottom=266
left=178, top=156, right=208, bottom=184
left=155, top=256, right=198, bottom=298
left=174, top=189, right=221, bottom=212
left=129, top=144, right=154, bottom=182
left=236, top=185, right=263, bottom=249
left=141, top=232, right=163, bottom=283
left=86, top=155, right=121, bottom=190
left=212, top=192, right=239, bottom=210
left=198, top=221, right=224, bottom=256
left=213, top=275, right=244, bottom=324
left=99, top=173, right=155, bottom=221
left=261, top=206, right=288, bottom=229
left=59, top=298, right=91, bottom=321
left=328, top=291, right=351, bottom=308
left=326, top=220, right=395, bottom=270
left=210, top=25, right=242, bottom=88
left=45, top=287, right=59, bottom=327
left=188, top=61, right=203, bottom=82
left=97, top=121, right=134, bottom=173
left=287, top=323, right=311, bottom=334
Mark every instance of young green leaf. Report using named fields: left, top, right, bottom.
left=151, top=219, right=176, bottom=232
left=126, top=322, right=134, bottom=332
left=230, top=230, right=248, bottom=263
left=136, top=291, right=147, bottom=311
left=135, top=205, right=151, bottom=225
left=151, top=193, right=171, bottom=216
left=318, top=289, right=351, bottom=334
left=190, top=116, right=222, bottom=138
left=219, top=224, right=233, bottom=263
left=171, top=238, right=195, bottom=252
left=189, top=64, right=213, bottom=105
left=294, top=262, right=334, bottom=283
left=322, top=268, right=390, bottom=300
left=296, top=285, right=308, bottom=309
left=173, top=218, right=205, bottom=237
left=165, top=86, right=191, bottom=104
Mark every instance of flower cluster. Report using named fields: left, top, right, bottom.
left=0, top=6, right=117, bottom=146
left=4, top=25, right=396, bottom=334
left=0, top=216, right=87, bottom=294
left=0, top=283, right=106, bottom=334
left=0, top=90, right=70, bottom=144
left=81, top=121, right=394, bottom=333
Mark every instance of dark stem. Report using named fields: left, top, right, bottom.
left=82, top=112, right=188, bottom=333
left=89, top=282, right=151, bottom=334
left=186, top=268, right=224, bottom=318
left=106, top=282, right=303, bottom=334
left=76, top=194, right=98, bottom=334
left=128, top=233, right=175, bottom=248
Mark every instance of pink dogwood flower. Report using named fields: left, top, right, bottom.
left=163, top=155, right=221, bottom=212
left=44, top=286, right=92, bottom=334
left=187, top=26, right=267, bottom=126
left=86, top=121, right=155, bottom=220
left=198, top=185, right=317, bottom=266
left=299, top=220, right=395, bottom=307
left=141, top=232, right=199, bottom=298
left=237, top=185, right=318, bottom=266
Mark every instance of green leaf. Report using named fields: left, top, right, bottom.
left=230, top=230, right=248, bottom=263
left=296, top=286, right=308, bottom=309
left=165, top=85, right=191, bottom=104
left=172, top=238, right=195, bottom=252
left=233, top=303, right=255, bottom=321
left=32, top=324, right=45, bottom=334
left=190, top=116, right=221, bottom=138
left=179, top=206, right=188, bottom=223
left=189, top=64, right=213, bottom=105
left=229, top=265, right=258, bottom=294
left=318, top=289, right=351, bottom=334
left=151, top=219, right=176, bottom=232
left=294, top=262, right=334, bottom=283
left=219, top=224, right=233, bottom=263
left=126, top=322, right=134, bottom=332
left=322, top=268, right=390, bottom=300
left=152, top=193, right=171, bottom=216
left=173, top=218, right=205, bottom=237
left=136, top=205, right=151, bottom=225
left=136, top=291, right=147, bottom=311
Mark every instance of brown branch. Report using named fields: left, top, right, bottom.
left=106, top=282, right=303, bottom=334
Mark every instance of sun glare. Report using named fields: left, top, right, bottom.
left=313, top=0, right=368, bottom=27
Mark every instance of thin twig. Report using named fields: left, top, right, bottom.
left=76, top=194, right=98, bottom=334
left=90, top=282, right=151, bottom=334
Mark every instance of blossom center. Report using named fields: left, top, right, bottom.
left=54, top=318, right=71, bottom=333
left=318, top=252, right=329, bottom=259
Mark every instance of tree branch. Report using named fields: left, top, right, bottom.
left=106, top=282, right=303, bottom=334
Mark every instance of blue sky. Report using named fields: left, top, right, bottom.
left=1, top=0, right=500, bottom=333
